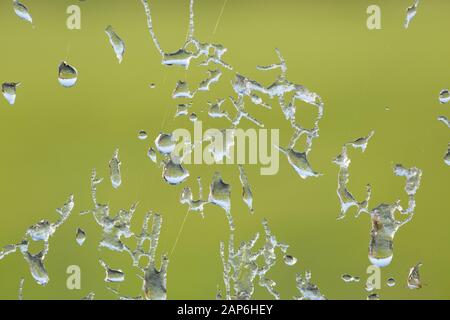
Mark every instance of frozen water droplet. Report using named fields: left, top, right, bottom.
left=109, top=148, right=122, bottom=189
left=189, top=113, right=198, bottom=122
left=2, top=82, right=20, bottom=105
left=407, top=263, right=423, bottom=289
left=105, top=25, right=125, bottom=63
left=238, top=165, right=254, bottom=213
left=172, top=81, right=196, bottom=99
left=284, top=255, right=297, bottom=266
left=209, top=172, right=231, bottom=214
left=341, top=274, right=353, bottom=283
left=58, top=61, right=78, bottom=88
left=277, top=146, right=321, bottom=179
left=99, top=259, right=125, bottom=283
left=387, top=277, right=396, bottom=287
left=149, top=83, right=156, bottom=89
left=346, top=131, right=374, bottom=152
left=439, top=89, right=450, bottom=104
left=138, top=130, right=148, bottom=140
left=405, top=0, right=419, bottom=29
left=76, top=228, right=86, bottom=246
left=295, top=271, right=326, bottom=300
left=180, top=177, right=207, bottom=214
left=147, top=147, right=157, bottom=163
left=162, top=156, right=190, bottom=185
left=175, top=103, right=191, bottom=118
left=198, top=69, right=222, bottom=92
left=367, top=293, right=380, bottom=300
left=155, top=133, right=176, bottom=155
left=13, top=0, right=32, bottom=24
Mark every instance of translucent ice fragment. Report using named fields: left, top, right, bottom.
left=346, top=131, right=375, bottom=152
left=172, top=81, right=196, bottom=99
left=209, top=172, right=231, bottom=214
left=180, top=177, right=208, bottom=214
left=109, top=148, right=122, bottom=189
left=407, top=263, right=422, bottom=289
left=162, top=156, right=190, bottom=185
left=82, top=292, right=95, bottom=300
left=207, top=99, right=231, bottom=121
left=276, top=146, right=321, bottom=179
left=387, top=277, right=396, bottom=287
left=105, top=25, right=125, bottom=63
left=76, top=228, right=86, bottom=246
left=198, top=70, right=222, bottom=92
left=2, top=82, right=20, bottom=105
left=294, top=271, right=326, bottom=300
left=13, top=0, right=32, bottom=24
left=147, top=147, right=157, bottom=163
left=58, top=61, right=78, bottom=88
left=175, top=103, right=191, bottom=118
left=283, top=255, right=297, bottom=266
left=439, top=89, right=450, bottom=104
left=238, top=165, right=254, bottom=213
left=155, top=133, right=176, bottom=155
left=437, top=116, right=450, bottom=129
left=99, top=259, right=125, bottom=283
left=138, top=130, right=148, bottom=140
left=404, top=0, right=419, bottom=29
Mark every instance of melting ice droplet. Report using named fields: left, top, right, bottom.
left=407, top=263, right=423, bottom=289
left=99, top=259, right=125, bottom=283
left=13, top=0, right=32, bottom=24
left=58, top=61, right=78, bottom=88
left=109, top=148, right=122, bottom=189
left=105, top=25, right=125, bottom=63
left=404, top=0, right=419, bottom=29
left=76, top=228, right=86, bottom=246
left=2, top=82, right=20, bottom=105
left=439, top=89, right=450, bottom=104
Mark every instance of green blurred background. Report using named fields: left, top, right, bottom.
left=0, top=0, right=449, bottom=300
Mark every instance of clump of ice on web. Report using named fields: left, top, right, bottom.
left=81, top=168, right=168, bottom=300
left=218, top=219, right=301, bottom=300
left=0, top=195, right=75, bottom=286
left=333, top=132, right=422, bottom=268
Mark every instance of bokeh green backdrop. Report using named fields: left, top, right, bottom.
left=0, top=0, right=449, bottom=300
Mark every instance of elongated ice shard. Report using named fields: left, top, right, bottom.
left=18, top=278, right=24, bottom=300
left=76, top=228, right=86, bottom=246
left=99, top=259, right=125, bottom=283
left=405, top=0, right=419, bottom=29
left=58, top=61, right=78, bottom=88
left=105, top=25, right=125, bottom=63
left=219, top=220, right=291, bottom=300
left=438, top=116, right=450, bottom=128
left=294, top=271, right=326, bottom=300
left=276, top=145, right=321, bottom=179
left=109, top=148, right=122, bottom=189
left=13, top=0, right=32, bottom=24
left=2, top=82, right=20, bottom=105
left=407, top=263, right=423, bottom=289
left=445, top=144, right=450, bottom=166
left=238, top=165, right=254, bottom=213
left=198, top=70, right=222, bottom=92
